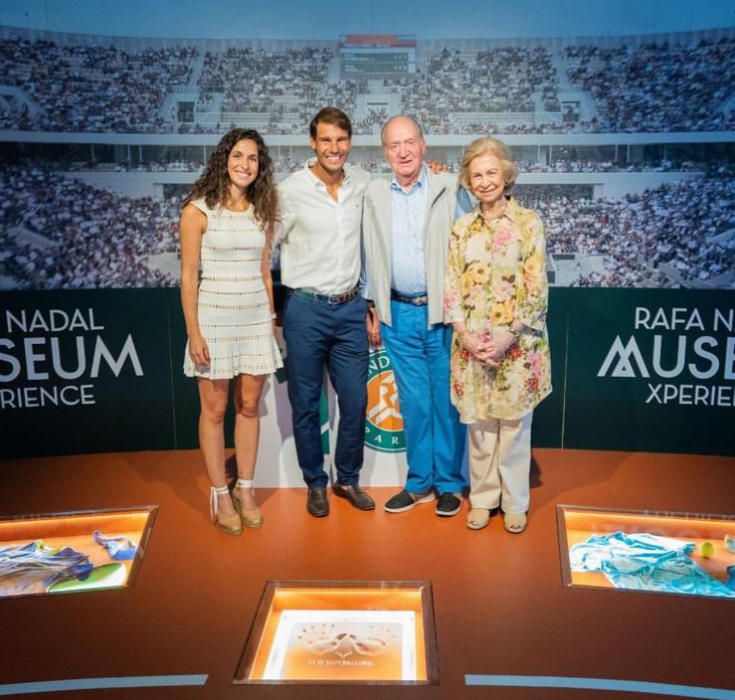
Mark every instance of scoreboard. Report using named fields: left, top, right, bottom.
left=339, top=35, right=417, bottom=76
left=343, top=52, right=411, bottom=74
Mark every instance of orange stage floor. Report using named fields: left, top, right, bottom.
left=0, top=448, right=734, bottom=699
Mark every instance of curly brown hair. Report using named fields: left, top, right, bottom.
left=185, top=128, right=278, bottom=230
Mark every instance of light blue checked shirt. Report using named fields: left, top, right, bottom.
left=390, top=166, right=429, bottom=295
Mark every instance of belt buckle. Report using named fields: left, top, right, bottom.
left=327, top=292, right=341, bottom=305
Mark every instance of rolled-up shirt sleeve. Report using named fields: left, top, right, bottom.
left=359, top=228, right=372, bottom=300
left=273, top=190, right=295, bottom=246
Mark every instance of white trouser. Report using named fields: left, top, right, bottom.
left=468, top=412, right=533, bottom=514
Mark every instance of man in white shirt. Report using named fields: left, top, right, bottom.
left=279, top=107, right=375, bottom=517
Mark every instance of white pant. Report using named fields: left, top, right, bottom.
left=468, top=413, right=533, bottom=514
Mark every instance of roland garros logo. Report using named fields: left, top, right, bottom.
left=365, top=349, right=405, bottom=452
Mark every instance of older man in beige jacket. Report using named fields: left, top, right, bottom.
left=362, top=115, right=467, bottom=516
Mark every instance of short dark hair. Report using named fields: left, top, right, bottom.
left=309, top=107, right=352, bottom=139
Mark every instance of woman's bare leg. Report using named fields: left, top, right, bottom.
left=198, top=377, right=237, bottom=517
left=233, top=373, right=267, bottom=510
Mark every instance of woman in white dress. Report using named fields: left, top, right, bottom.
left=180, top=129, right=282, bottom=535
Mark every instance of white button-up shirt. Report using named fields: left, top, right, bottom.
left=277, top=161, right=370, bottom=295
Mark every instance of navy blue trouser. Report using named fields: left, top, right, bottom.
left=283, top=291, right=369, bottom=488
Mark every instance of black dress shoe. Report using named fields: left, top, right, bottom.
left=333, top=484, right=375, bottom=511
left=307, top=486, right=329, bottom=517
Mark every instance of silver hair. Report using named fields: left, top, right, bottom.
left=380, top=114, right=425, bottom=146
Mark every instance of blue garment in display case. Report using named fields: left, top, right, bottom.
left=570, top=531, right=735, bottom=598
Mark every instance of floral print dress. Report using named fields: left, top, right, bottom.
left=444, top=198, right=552, bottom=423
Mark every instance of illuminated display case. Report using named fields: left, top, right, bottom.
left=557, top=505, right=735, bottom=600
left=235, top=580, right=438, bottom=684
left=0, top=507, right=156, bottom=599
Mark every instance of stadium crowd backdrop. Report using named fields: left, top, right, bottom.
left=1, top=0, right=733, bottom=465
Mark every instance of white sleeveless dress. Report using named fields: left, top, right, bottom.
left=183, top=198, right=282, bottom=379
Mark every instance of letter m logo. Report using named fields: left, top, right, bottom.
left=597, top=335, right=650, bottom=378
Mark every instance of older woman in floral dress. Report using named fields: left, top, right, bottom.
left=444, top=136, right=551, bottom=533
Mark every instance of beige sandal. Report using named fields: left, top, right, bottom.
left=210, top=485, right=242, bottom=536
left=233, top=478, right=263, bottom=529
left=466, top=507, right=491, bottom=530
left=504, top=512, right=527, bottom=534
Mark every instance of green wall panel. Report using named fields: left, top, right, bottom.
left=1, top=289, right=175, bottom=458
left=2, top=287, right=732, bottom=458
left=562, top=288, right=735, bottom=454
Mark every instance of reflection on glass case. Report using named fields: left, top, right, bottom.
left=0, top=507, right=156, bottom=599
left=557, top=505, right=735, bottom=600
left=235, top=581, right=438, bottom=685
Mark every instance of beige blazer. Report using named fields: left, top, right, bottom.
left=362, top=171, right=458, bottom=327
